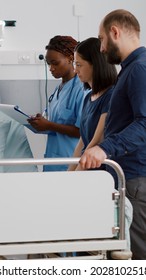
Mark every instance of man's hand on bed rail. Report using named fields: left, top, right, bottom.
left=79, top=146, right=107, bottom=169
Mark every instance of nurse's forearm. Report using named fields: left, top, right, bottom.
left=47, top=121, right=80, bottom=138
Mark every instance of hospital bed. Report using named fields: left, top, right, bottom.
left=0, top=158, right=132, bottom=260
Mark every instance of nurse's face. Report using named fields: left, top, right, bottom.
left=74, top=52, right=93, bottom=86
left=45, top=49, right=71, bottom=79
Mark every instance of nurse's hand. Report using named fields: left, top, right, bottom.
left=27, top=114, right=49, bottom=131
left=79, top=146, right=107, bottom=170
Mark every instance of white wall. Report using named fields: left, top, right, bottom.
left=0, top=0, right=145, bottom=80
left=0, top=0, right=145, bottom=50
left=0, top=0, right=145, bottom=160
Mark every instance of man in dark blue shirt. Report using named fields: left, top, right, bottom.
left=80, top=9, right=146, bottom=259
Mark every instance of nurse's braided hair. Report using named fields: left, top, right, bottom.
left=45, top=35, right=78, bottom=60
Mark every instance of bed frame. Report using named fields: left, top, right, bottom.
left=0, top=158, right=131, bottom=259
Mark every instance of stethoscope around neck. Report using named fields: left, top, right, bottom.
left=46, top=74, right=77, bottom=114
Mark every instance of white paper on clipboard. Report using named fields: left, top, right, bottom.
left=0, top=104, right=30, bottom=125
left=0, top=104, right=49, bottom=134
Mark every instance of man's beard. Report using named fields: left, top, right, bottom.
left=106, top=36, right=121, bottom=65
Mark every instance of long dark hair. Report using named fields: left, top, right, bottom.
left=74, top=37, right=117, bottom=94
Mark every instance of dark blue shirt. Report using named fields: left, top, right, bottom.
left=80, top=88, right=113, bottom=152
left=99, top=47, right=146, bottom=180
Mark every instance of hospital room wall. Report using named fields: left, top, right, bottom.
left=0, top=0, right=145, bottom=159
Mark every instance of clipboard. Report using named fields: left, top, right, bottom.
left=0, top=104, right=49, bottom=134
left=0, top=104, right=31, bottom=125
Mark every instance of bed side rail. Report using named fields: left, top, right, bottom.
left=0, top=158, right=125, bottom=240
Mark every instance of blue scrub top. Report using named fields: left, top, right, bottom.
left=43, top=75, right=87, bottom=171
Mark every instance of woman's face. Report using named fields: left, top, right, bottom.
left=45, top=49, right=72, bottom=79
left=74, top=52, right=93, bottom=85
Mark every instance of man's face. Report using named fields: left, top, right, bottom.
left=99, top=23, right=122, bottom=64
left=106, top=35, right=121, bottom=64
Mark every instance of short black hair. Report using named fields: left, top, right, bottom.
left=46, top=35, right=78, bottom=60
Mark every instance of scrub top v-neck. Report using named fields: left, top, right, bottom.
left=44, top=75, right=87, bottom=171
